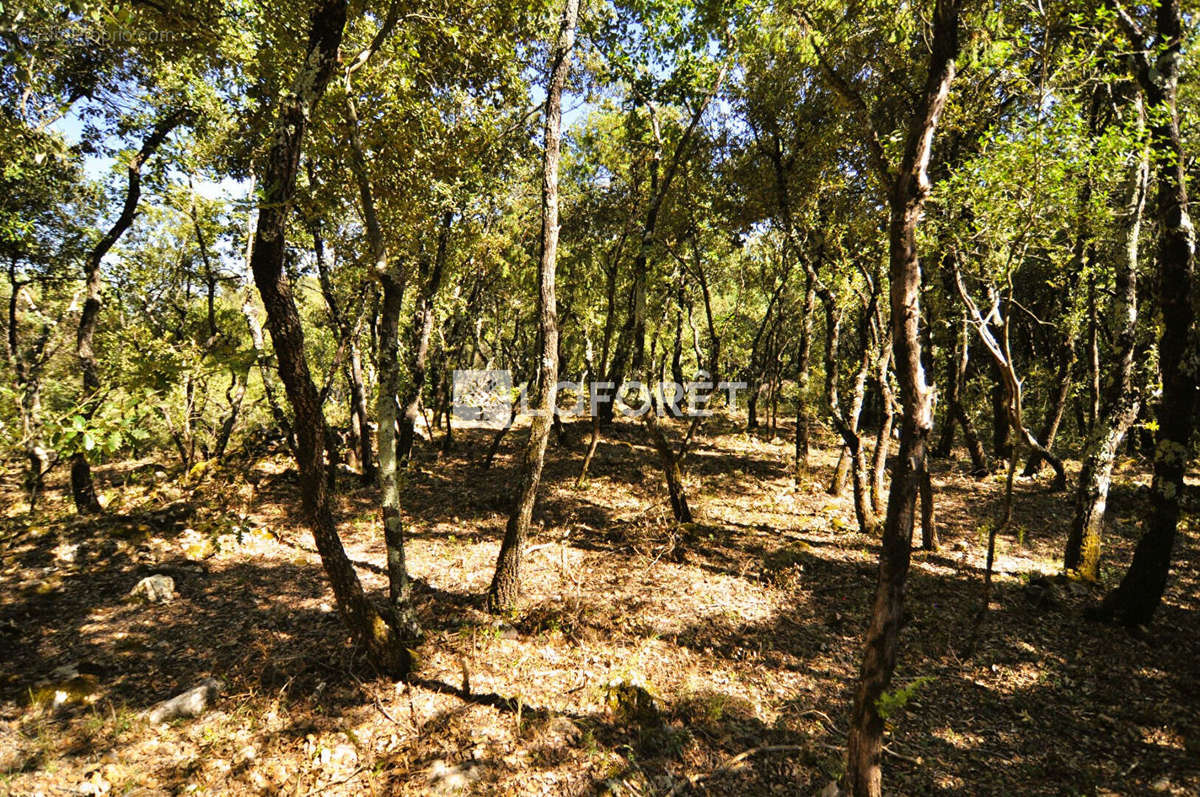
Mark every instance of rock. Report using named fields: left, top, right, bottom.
left=818, top=781, right=842, bottom=797
left=539, top=716, right=581, bottom=746
left=1066, top=580, right=1091, bottom=597
left=1023, top=576, right=1060, bottom=609
left=329, top=743, right=357, bottom=769
left=129, top=574, right=175, bottom=604
left=54, top=542, right=80, bottom=564
left=147, top=678, right=222, bottom=724
left=179, top=529, right=215, bottom=561
left=31, top=665, right=100, bottom=711
left=76, top=769, right=110, bottom=795
left=427, top=759, right=481, bottom=794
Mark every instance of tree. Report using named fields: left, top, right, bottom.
left=806, top=1, right=964, bottom=792
left=72, top=111, right=186, bottom=513
left=1094, top=0, right=1196, bottom=627
left=486, top=0, right=580, bottom=612
left=1063, top=79, right=1149, bottom=582
left=247, top=0, right=410, bottom=675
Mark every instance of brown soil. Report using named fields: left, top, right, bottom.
left=1, top=416, right=1198, bottom=795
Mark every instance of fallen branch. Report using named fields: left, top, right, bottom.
left=666, top=745, right=805, bottom=796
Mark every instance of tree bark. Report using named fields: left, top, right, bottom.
left=870, top=348, right=895, bottom=517
left=249, top=0, right=409, bottom=675
left=486, top=0, right=578, bottom=612
left=6, top=263, right=55, bottom=510
left=1096, top=0, right=1196, bottom=626
left=829, top=298, right=881, bottom=536
left=346, top=339, right=374, bottom=481
left=948, top=314, right=989, bottom=476
left=989, top=358, right=1012, bottom=462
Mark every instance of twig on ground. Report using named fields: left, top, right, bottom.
left=665, top=745, right=807, bottom=796
left=883, top=744, right=922, bottom=765
left=303, top=764, right=368, bottom=796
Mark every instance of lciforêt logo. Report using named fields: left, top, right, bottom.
left=452, top=369, right=746, bottom=428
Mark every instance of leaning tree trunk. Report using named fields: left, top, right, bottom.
left=954, top=266, right=1068, bottom=492
left=815, top=2, right=962, bottom=793
left=346, top=338, right=375, bottom=483
left=795, top=270, right=817, bottom=481
left=249, top=0, right=409, bottom=675
left=870, top=346, right=895, bottom=517
left=486, top=0, right=579, bottom=612
left=72, top=111, right=183, bottom=514
left=398, top=211, right=452, bottom=461
left=1063, top=98, right=1148, bottom=581
left=933, top=259, right=988, bottom=475
left=830, top=304, right=881, bottom=537
left=1096, top=0, right=1196, bottom=627
left=1022, top=338, right=1074, bottom=476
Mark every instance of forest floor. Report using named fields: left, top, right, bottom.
left=1, top=415, right=1199, bottom=796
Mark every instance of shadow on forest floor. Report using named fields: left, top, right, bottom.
left=1, top=414, right=1198, bottom=795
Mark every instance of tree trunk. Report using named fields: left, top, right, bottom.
left=376, top=272, right=413, bottom=618
left=954, top=266, right=1068, bottom=492
left=1087, top=273, right=1101, bottom=431
left=821, top=2, right=961, bottom=793
left=341, top=2, right=417, bottom=627
left=919, top=468, right=937, bottom=550
left=830, top=307, right=881, bottom=536
left=933, top=263, right=988, bottom=477
left=486, top=0, right=578, bottom=612
left=1096, top=0, right=1195, bottom=627
left=989, top=359, right=1011, bottom=462
left=612, top=68, right=725, bottom=520
left=347, top=338, right=375, bottom=482
left=1064, top=96, right=1148, bottom=581
left=7, top=265, right=54, bottom=510
left=644, top=408, right=693, bottom=522
left=795, top=271, right=816, bottom=481
left=1022, top=339, right=1074, bottom=476
left=870, top=349, right=895, bottom=516
left=250, top=0, right=409, bottom=675
left=949, top=314, right=989, bottom=476
left=398, top=211, right=452, bottom=461
left=747, top=270, right=792, bottom=431
left=578, top=232, right=627, bottom=480
left=819, top=291, right=850, bottom=496
left=72, top=111, right=184, bottom=514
